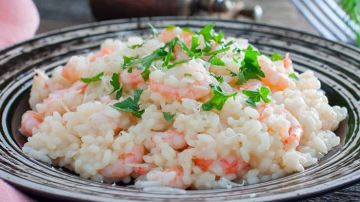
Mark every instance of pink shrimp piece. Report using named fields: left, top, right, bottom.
left=90, top=48, right=113, bottom=62
left=194, top=156, right=249, bottom=177
left=61, top=56, right=87, bottom=83
left=258, top=56, right=290, bottom=91
left=120, top=69, right=144, bottom=87
left=258, top=104, right=303, bottom=148
left=149, top=62, right=212, bottom=101
left=100, top=145, right=145, bottom=179
left=283, top=53, right=292, bottom=69
left=35, top=82, right=87, bottom=116
left=144, top=130, right=187, bottom=150
left=150, top=81, right=210, bottom=101
left=146, top=167, right=191, bottom=189
left=132, top=164, right=155, bottom=177
left=159, top=28, right=192, bottom=46
left=238, top=79, right=263, bottom=91
left=19, top=111, right=43, bottom=137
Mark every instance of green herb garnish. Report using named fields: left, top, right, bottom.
left=110, top=73, right=123, bottom=99
left=202, top=85, right=237, bottom=111
left=148, top=23, right=159, bottom=38
left=184, top=73, right=192, bottom=77
left=271, top=52, right=283, bottom=61
left=235, top=46, right=265, bottom=85
left=80, top=72, right=104, bottom=83
left=209, top=57, right=225, bottom=66
left=289, top=72, right=299, bottom=80
left=128, top=43, right=144, bottom=49
left=210, top=73, right=224, bottom=83
left=242, top=86, right=271, bottom=107
left=112, top=89, right=144, bottom=118
left=163, top=112, right=176, bottom=122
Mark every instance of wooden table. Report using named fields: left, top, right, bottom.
left=31, top=0, right=360, bottom=201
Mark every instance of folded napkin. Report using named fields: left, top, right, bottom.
left=0, top=0, right=39, bottom=49
left=0, top=179, right=32, bottom=202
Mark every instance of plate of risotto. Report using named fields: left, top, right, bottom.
left=0, top=17, right=359, bottom=201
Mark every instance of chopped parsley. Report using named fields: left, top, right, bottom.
left=242, top=86, right=271, bottom=107
left=202, top=85, right=237, bottom=111
left=148, top=23, right=159, bottom=38
left=110, top=73, right=123, bottom=99
left=199, top=23, right=215, bottom=52
left=128, top=43, right=144, bottom=49
left=205, top=46, right=230, bottom=56
left=165, top=25, right=176, bottom=30
left=80, top=72, right=104, bottom=83
left=112, top=89, right=144, bottom=118
left=208, top=57, right=225, bottom=66
left=271, top=52, right=283, bottom=61
left=235, top=46, right=265, bottom=85
left=210, top=73, right=224, bottom=83
left=123, top=49, right=167, bottom=80
left=163, top=112, right=176, bottom=122
left=289, top=72, right=299, bottom=80
left=184, top=73, right=192, bottom=77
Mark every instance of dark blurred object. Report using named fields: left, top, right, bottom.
left=90, top=0, right=261, bottom=20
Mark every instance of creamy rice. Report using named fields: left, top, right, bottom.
left=20, top=24, right=347, bottom=190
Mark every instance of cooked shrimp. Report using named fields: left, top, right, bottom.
left=258, top=104, right=303, bottom=148
left=194, top=156, right=249, bottom=177
left=19, top=111, right=43, bottom=137
left=35, top=82, right=87, bottom=116
left=145, top=167, right=191, bottom=189
left=283, top=53, right=292, bottom=69
left=29, top=69, right=50, bottom=109
left=238, top=79, right=262, bottom=91
left=100, top=145, right=145, bottom=180
left=90, top=48, right=113, bottom=62
left=149, top=61, right=212, bottom=101
left=144, top=130, right=187, bottom=150
left=61, top=56, right=87, bottom=83
left=159, top=28, right=192, bottom=46
left=258, top=56, right=291, bottom=91
left=132, top=163, right=154, bottom=177
left=120, top=69, right=145, bottom=88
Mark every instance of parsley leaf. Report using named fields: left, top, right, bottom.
left=202, top=85, right=237, bottom=111
left=242, top=86, right=271, bottom=107
left=209, top=57, right=225, bottom=66
left=199, top=23, right=215, bottom=52
left=210, top=73, right=224, bottom=83
left=165, top=25, right=176, bottom=30
left=112, top=89, right=144, bottom=118
left=205, top=46, right=230, bottom=56
left=236, top=47, right=265, bottom=85
left=163, top=112, right=176, bottom=122
left=148, top=23, right=159, bottom=38
left=124, top=49, right=167, bottom=80
left=80, top=72, right=104, bottom=83
left=184, top=73, right=192, bottom=77
left=213, top=31, right=224, bottom=44
left=271, top=52, right=283, bottom=61
left=289, top=72, right=299, bottom=80
left=128, top=43, right=144, bottom=49
left=110, top=73, right=123, bottom=99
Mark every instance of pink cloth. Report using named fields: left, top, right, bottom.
left=0, top=0, right=39, bottom=49
left=0, top=180, right=32, bottom=202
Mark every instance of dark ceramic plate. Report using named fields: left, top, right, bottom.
left=0, top=17, right=359, bottom=201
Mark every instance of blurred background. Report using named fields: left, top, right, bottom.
left=33, top=0, right=360, bottom=45
left=1, top=0, right=359, bottom=49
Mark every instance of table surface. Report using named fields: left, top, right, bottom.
left=29, top=0, right=359, bottom=201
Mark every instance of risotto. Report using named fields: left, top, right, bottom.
left=20, top=24, right=347, bottom=190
